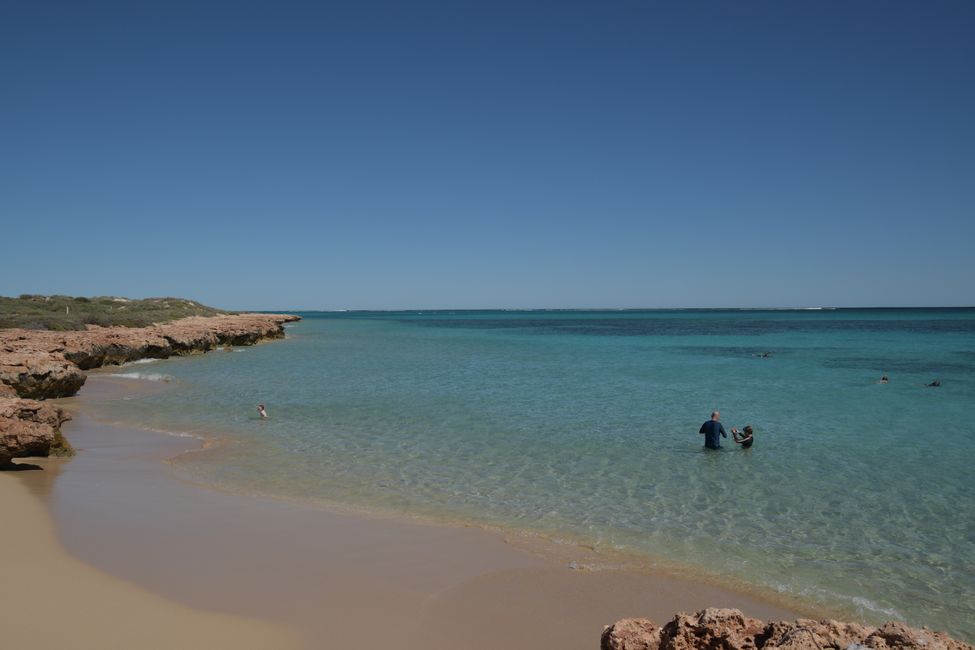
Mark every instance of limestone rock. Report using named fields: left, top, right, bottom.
left=759, top=618, right=870, bottom=650
left=0, top=397, right=71, bottom=465
left=864, top=621, right=970, bottom=650
left=601, top=609, right=972, bottom=650
left=0, top=313, right=299, bottom=459
left=659, top=608, right=764, bottom=650
left=0, top=313, right=299, bottom=399
left=0, top=348, right=87, bottom=399
left=602, top=618, right=661, bottom=650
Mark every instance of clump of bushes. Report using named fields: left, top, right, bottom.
left=0, top=295, right=232, bottom=330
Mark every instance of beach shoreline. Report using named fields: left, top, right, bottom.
left=4, top=314, right=971, bottom=648
left=69, top=373, right=839, bottom=622
left=4, top=374, right=819, bottom=649
left=0, top=311, right=300, bottom=467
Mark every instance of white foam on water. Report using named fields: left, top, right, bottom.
left=107, top=372, right=173, bottom=382
left=151, top=428, right=203, bottom=440
left=849, top=596, right=904, bottom=620
left=769, top=580, right=907, bottom=622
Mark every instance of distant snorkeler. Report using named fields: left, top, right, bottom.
left=731, top=425, right=754, bottom=448
left=879, top=374, right=889, bottom=384
left=927, top=380, right=941, bottom=387
left=257, top=403, right=269, bottom=418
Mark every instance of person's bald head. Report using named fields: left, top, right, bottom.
left=711, top=411, right=720, bottom=420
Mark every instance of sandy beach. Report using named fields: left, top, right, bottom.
left=0, top=467, right=303, bottom=649
left=1, top=375, right=813, bottom=649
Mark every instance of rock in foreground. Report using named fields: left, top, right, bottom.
left=0, top=397, right=71, bottom=466
left=601, top=608, right=972, bottom=650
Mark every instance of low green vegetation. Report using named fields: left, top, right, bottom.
left=0, top=295, right=231, bottom=330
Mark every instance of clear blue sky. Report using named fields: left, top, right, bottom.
left=2, top=1, right=973, bottom=310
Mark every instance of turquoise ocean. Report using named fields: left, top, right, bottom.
left=92, top=309, right=975, bottom=639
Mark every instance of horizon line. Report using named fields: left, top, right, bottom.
left=247, top=305, right=975, bottom=313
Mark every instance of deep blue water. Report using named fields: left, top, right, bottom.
left=95, top=309, right=975, bottom=639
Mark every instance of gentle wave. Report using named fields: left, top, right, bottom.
left=107, top=372, right=173, bottom=382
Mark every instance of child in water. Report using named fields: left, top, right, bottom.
left=731, top=425, right=754, bottom=448
left=257, top=404, right=268, bottom=418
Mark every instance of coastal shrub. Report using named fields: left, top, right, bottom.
left=0, top=295, right=232, bottom=331
left=82, top=313, right=115, bottom=327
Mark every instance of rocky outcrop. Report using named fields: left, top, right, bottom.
left=0, top=313, right=299, bottom=464
left=602, top=617, right=661, bottom=650
left=0, top=348, right=87, bottom=399
left=1, top=313, right=300, bottom=398
left=601, top=609, right=972, bottom=650
left=0, top=397, right=72, bottom=466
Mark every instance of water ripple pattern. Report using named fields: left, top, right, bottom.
left=94, top=309, right=975, bottom=640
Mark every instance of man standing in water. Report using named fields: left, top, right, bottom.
left=699, top=410, right=727, bottom=450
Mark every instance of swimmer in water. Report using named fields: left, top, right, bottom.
left=879, top=374, right=889, bottom=384
left=257, top=404, right=268, bottom=418
left=927, top=380, right=941, bottom=387
left=731, top=425, right=754, bottom=448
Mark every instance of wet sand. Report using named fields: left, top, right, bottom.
left=6, top=376, right=813, bottom=649
left=0, top=469, right=303, bottom=649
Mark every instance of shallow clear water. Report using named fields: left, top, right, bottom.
left=94, top=309, right=975, bottom=639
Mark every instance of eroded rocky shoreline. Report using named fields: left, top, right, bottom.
left=0, top=313, right=299, bottom=465
left=602, top=608, right=973, bottom=650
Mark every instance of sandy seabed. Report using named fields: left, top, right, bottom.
left=2, top=376, right=809, bottom=649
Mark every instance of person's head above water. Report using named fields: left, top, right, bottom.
left=742, top=425, right=753, bottom=436
left=711, top=411, right=720, bottom=420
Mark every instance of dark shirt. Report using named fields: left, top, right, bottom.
left=699, top=420, right=727, bottom=449
left=738, top=436, right=754, bottom=448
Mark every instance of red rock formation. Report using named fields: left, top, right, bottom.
left=601, top=609, right=972, bottom=650
left=658, top=608, right=766, bottom=650
left=0, top=313, right=299, bottom=398
left=0, top=346, right=86, bottom=399
left=0, top=313, right=299, bottom=464
left=0, top=397, right=71, bottom=466
left=601, top=617, right=661, bottom=650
